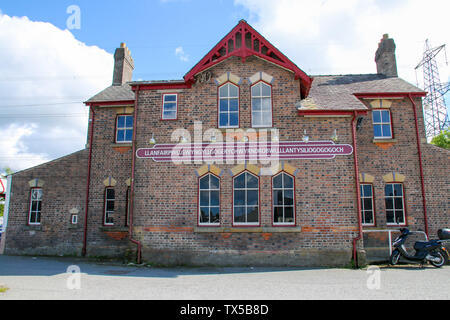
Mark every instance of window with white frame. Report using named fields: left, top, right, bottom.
left=116, top=115, right=133, bottom=143
left=251, top=81, right=272, bottom=127
left=372, top=109, right=392, bottom=139
left=233, top=172, right=259, bottom=225
left=218, top=83, right=239, bottom=128
left=272, top=172, right=295, bottom=225
left=199, top=174, right=220, bottom=225
left=162, top=94, right=178, bottom=120
left=385, top=183, right=405, bottom=225
left=104, top=188, right=115, bottom=226
left=28, top=188, right=42, bottom=225
left=360, top=184, right=375, bottom=226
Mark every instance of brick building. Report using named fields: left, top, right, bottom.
left=2, top=21, right=449, bottom=266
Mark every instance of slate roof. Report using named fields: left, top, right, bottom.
left=85, top=74, right=425, bottom=111
left=299, top=74, right=425, bottom=111
left=85, top=83, right=135, bottom=103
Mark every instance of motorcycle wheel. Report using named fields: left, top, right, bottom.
left=389, top=249, right=401, bottom=265
left=430, top=250, right=447, bottom=268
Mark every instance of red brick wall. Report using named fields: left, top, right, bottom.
left=131, top=56, right=359, bottom=266
left=4, top=150, right=88, bottom=256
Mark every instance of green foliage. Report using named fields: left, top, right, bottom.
left=1, top=167, right=13, bottom=176
left=431, top=130, right=450, bottom=150
left=0, top=203, right=3, bottom=217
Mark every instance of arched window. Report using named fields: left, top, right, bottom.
left=251, top=81, right=272, bottom=128
left=272, top=172, right=295, bottom=225
left=233, top=171, right=259, bottom=225
left=218, top=83, right=239, bottom=128
left=199, top=174, right=220, bottom=225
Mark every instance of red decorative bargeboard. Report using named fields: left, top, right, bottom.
left=136, top=141, right=353, bottom=162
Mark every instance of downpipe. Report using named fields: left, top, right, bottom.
left=82, top=106, right=95, bottom=256
left=129, top=85, right=142, bottom=264
left=407, top=93, right=429, bottom=237
left=351, top=111, right=363, bottom=268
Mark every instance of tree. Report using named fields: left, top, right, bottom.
left=430, top=130, right=450, bottom=150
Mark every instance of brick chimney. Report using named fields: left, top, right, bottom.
left=112, top=43, right=134, bottom=86
left=375, top=34, right=398, bottom=77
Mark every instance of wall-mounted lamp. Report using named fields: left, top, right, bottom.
left=210, top=135, right=217, bottom=143
left=180, top=136, right=188, bottom=143
left=302, top=130, right=309, bottom=143
left=149, top=133, right=156, bottom=145
left=241, top=136, right=249, bottom=143
left=331, top=129, right=339, bottom=143
left=271, top=134, right=279, bottom=143
left=356, top=117, right=364, bottom=131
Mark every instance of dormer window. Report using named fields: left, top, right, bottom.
left=218, top=83, right=239, bottom=128
left=251, top=81, right=272, bottom=128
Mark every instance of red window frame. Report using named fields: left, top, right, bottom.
left=28, top=187, right=42, bottom=226
left=271, top=171, right=296, bottom=227
left=384, top=182, right=407, bottom=226
left=217, top=82, right=240, bottom=129
left=251, top=80, right=273, bottom=128
left=103, top=187, right=115, bottom=226
left=372, top=109, right=394, bottom=139
left=115, top=114, right=134, bottom=143
left=197, top=173, right=221, bottom=226
left=161, top=93, right=178, bottom=120
left=232, top=170, right=261, bottom=227
left=360, top=183, right=376, bottom=227
left=125, top=187, right=131, bottom=227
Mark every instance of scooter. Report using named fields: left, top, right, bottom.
left=389, top=228, right=450, bottom=268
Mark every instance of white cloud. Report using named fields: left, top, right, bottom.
left=235, top=0, right=450, bottom=87
left=0, top=123, right=49, bottom=171
left=0, top=13, right=113, bottom=171
left=175, top=46, right=189, bottom=62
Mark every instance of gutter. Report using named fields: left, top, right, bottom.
left=82, top=106, right=95, bottom=256
left=407, top=93, right=429, bottom=236
left=129, top=85, right=142, bottom=264
left=351, top=111, right=363, bottom=268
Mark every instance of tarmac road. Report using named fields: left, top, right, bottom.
left=0, top=255, right=449, bottom=300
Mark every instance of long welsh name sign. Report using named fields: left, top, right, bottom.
left=136, top=141, right=353, bottom=162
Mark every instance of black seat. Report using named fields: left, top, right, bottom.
left=414, top=240, right=439, bottom=250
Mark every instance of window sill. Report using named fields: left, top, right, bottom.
left=24, top=225, right=42, bottom=231
left=194, top=226, right=301, bottom=233
left=100, top=226, right=129, bottom=232
left=372, top=138, right=397, bottom=144
left=111, top=143, right=132, bottom=147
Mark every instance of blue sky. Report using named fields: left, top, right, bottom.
left=0, top=0, right=250, bottom=80
left=0, top=0, right=448, bottom=173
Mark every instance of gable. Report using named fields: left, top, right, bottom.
left=184, top=20, right=312, bottom=98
